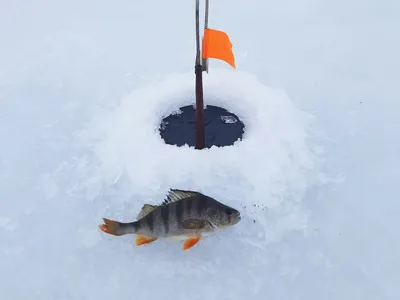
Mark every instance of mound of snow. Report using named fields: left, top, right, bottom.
left=71, top=68, right=323, bottom=298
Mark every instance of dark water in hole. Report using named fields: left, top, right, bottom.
left=159, top=105, right=245, bottom=148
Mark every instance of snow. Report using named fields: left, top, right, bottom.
left=220, top=115, right=238, bottom=124
left=1, top=0, right=399, bottom=299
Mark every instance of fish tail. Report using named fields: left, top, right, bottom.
left=98, top=218, right=138, bottom=236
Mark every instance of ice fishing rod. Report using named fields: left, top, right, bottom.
left=194, top=0, right=236, bottom=150
left=194, top=0, right=206, bottom=150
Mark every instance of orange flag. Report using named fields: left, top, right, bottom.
left=202, top=28, right=236, bottom=69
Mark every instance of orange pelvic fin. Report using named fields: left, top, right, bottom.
left=98, top=218, right=123, bottom=236
left=183, top=236, right=201, bottom=250
left=136, top=234, right=158, bottom=246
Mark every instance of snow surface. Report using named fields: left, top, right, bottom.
left=1, top=0, right=400, bottom=299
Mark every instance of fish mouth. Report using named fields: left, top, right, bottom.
left=232, top=211, right=241, bottom=223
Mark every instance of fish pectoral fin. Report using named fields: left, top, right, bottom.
left=183, top=236, right=201, bottom=250
left=206, top=220, right=218, bottom=230
left=136, top=234, right=158, bottom=246
left=182, top=219, right=207, bottom=230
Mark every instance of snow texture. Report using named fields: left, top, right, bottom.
left=1, top=0, right=399, bottom=299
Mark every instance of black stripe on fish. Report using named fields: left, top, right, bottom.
left=186, top=197, right=193, bottom=217
left=145, top=211, right=155, bottom=233
left=197, top=195, right=208, bottom=215
left=132, top=221, right=140, bottom=233
left=139, top=217, right=147, bottom=233
left=161, top=204, right=169, bottom=235
left=176, top=199, right=184, bottom=226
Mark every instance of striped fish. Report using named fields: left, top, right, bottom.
left=98, top=189, right=241, bottom=250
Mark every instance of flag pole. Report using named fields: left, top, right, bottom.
left=195, top=0, right=205, bottom=149
left=202, top=0, right=209, bottom=72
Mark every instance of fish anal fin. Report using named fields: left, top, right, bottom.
left=183, top=236, right=201, bottom=250
left=182, top=219, right=206, bottom=230
left=136, top=234, right=158, bottom=246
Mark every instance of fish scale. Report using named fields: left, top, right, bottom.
left=98, top=189, right=241, bottom=250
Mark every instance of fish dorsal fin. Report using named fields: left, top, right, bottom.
left=137, top=204, right=158, bottom=219
left=161, top=189, right=199, bottom=206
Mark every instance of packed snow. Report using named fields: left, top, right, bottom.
left=1, top=0, right=399, bottom=300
